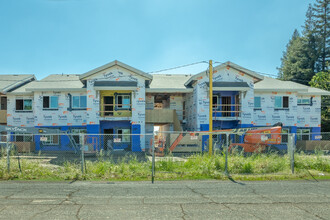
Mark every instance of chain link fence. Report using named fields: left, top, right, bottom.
left=1, top=131, right=329, bottom=181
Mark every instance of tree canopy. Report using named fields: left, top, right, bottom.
left=278, top=1, right=329, bottom=83
left=278, top=0, right=330, bottom=131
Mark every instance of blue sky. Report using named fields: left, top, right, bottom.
left=0, top=0, right=314, bottom=79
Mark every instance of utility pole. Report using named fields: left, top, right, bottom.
left=208, top=60, right=213, bottom=156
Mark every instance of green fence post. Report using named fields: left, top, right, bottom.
left=80, top=133, right=85, bottom=174
left=288, top=134, right=295, bottom=174
left=6, top=134, right=10, bottom=173
left=152, top=135, right=155, bottom=184
left=224, top=133, right=229, bottom=176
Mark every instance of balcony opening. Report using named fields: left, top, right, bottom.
left=104, top=96, right=114, bottom=116
left=100, top=91, right=132, bottom=117
left=154, top=94, right=170, bottom=109
left=222, top=96, right=231, bottom=117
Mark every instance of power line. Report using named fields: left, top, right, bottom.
left=147, top=61, right=208, bottom=74
left=255, top=71, right=278, bottom=77
left=147, top=61, right=329, bottom=86
left=213, top=60, right=279, bottom=78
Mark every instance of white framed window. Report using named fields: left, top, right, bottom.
left=14, top=133, right=33, bottom=142
left=16, top=99, right=32, bottom=111
left=41, top=135, right=59, bottom=145
left=43, top=96, right=58, bottom=109
left=254, top=96, right=261, bottom=108
left=297, top=98, right=311, bottom=105
left=116, top=94, right=131, bottom=110
left=297, top=129, right=310, bottom=140
left=275, top=96, right=289, bottom=109
left=72, top=96, right=87, bottom=109
left=116, top=128, right=130, bottom=142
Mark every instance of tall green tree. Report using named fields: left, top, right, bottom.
left=278, top=1, right=330, bottom=84
left=278, top=30, right=313, bottom=85
left=303, top=4, right=320, bottom=73
left=312, top=0, right=330, bottom=71
left=309, top=71, right=330, bottom=131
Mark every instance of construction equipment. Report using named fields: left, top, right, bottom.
left=156, top=123, right=283, bottom=156
left=228, top=126, right=282, bottom=153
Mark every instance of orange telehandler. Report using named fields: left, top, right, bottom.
left=227, top=126, right=282, bottom=153
left=154, top=123, right=283, bottom=156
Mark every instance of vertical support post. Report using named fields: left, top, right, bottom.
left=6, top=134, right=10, bottom=173
left=80, top=133, right=85, bottom=174
left=208, top=60, right=213, bottom=156
left=288, top=133, right=295, bottom=174
left=224, top=133, right=229, bottom=175
left=151, top=137, right=155, bottom=184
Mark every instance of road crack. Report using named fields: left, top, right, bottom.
left=222, top=203, right=263, bottom=220
left=292, top=204, right=326, bottom=220
left=76, top=204, right=83, bottom=220
left=243, top=184, right=273, bottom=203
left=179, top=204, right=187, bottom=220
left=60, top=188, right=80, bottom=205
left=185, top=185, right=219, bottom=204
left=4, top=188, right=27, bottom=199
left=28, top=205, right=56, bottom=220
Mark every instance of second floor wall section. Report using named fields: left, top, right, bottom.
left=7, top=91, right=88, bottom=127
left=81, top=61, right=152, bottom=126
left=6, top=61, right=152, bottom=128
left=185, top=63, right=264, bottom=131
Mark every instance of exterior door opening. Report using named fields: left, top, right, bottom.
left=104, top=128, right=114, bottom=150
left=104, top=96, right=114, bottom=116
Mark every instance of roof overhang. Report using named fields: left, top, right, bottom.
left=8, top=92, right=34, bottom=96
left=185, top=61, right=264, bottom=87
left=206, top=82, right=250, bottom=91
left=80, top=60, right=153, bottom=80
left=254, top=88, right=306, bottom=92
left=298, top=91, right=330, bottom=96
left=146, top=88, right=193, bottom=93
left=1, top=75, right=36, bottom=94
left=93, top=81, right=138, bottom=91
left=26, top=88, right=86, bottom=92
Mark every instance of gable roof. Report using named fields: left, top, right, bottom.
left=0, top=74, right=36, bottom=93
left=255, top=76, right=330, bottom=95
left=80, top=60, right=153, bottom=80
left=185, top=61, right=264, bottom=87
left=9, top=74, right=85, bottom=94
left=254, top=76, right=307, bottom=92
left=147, top=74, right=193, bottom=93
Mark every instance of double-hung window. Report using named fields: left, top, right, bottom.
left=275, top=96, right=289, bottom=109
left=297, top=129, right=310, bottom=140
left=43, top=96, right=58, bottom=109
left=116, top=94, right=131, bottom=110
left=72, top=96, right=87, bottom=109
left=41, top=135, right=59, bottom=145
left=117, top=128, right=130, bottom=142
left=254, top=96, right=261, bottom=109
left=16, top=99, right=32, bottom=111
left=14, top=133, right=33, bottom=142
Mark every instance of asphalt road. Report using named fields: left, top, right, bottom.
left=0, top=180, right=329, bottom=220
